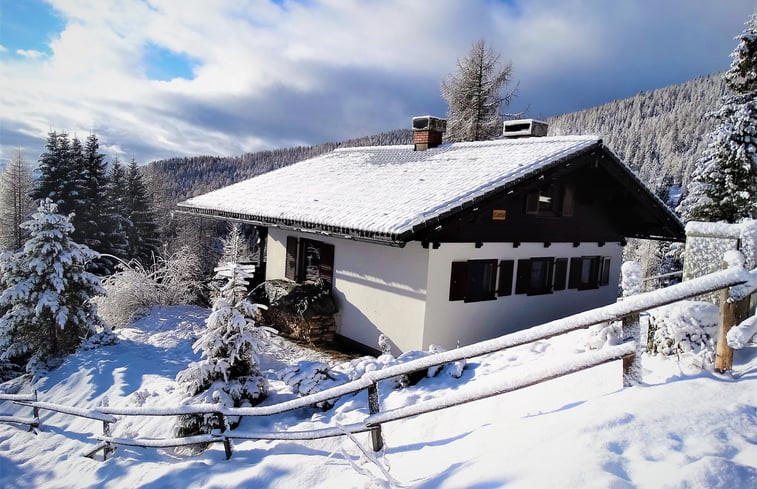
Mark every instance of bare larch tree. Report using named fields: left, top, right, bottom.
left=441, top=40, right=517, bottom=142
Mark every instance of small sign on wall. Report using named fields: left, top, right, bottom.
left=492, top=209, right=507, bottom=221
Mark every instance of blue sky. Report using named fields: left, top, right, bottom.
left=0, top=0, right=755, bottom=166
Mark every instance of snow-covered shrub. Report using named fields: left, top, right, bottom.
left=647, top=301, right=719, bottom=367
left=95, top=246, right=204, bottom=328
left=278, top=360, right=351, bottom=409
left=0, top=200, right=105, bottom=367
left=277, top=340, right=467, bottom=410
left=727, top=315, right=757, bottom=349
left=175, top=264, right=270, bottom=437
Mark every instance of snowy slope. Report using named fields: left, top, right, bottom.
left=0, top=306, right=755, bottom=489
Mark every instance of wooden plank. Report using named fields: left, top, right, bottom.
left=14, top=401, right=116, bottom=423
left=0, top=393, right=36, bottom=402
left=96, top=434, right=220, bottom=448
left=0, top=415, right=39, bottom=426
left=227, top=422, right=371, bottom=441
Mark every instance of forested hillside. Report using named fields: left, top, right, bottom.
left=145, top=129, right=412, bottom=206
left=548, top=73, right=727, bottom=201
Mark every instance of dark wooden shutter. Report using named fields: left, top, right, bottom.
left=568, top=257, right=582, bottom=289
left=515, top=259, right=531, bottom=294
left=553, top=258, right=568, bottom=291
left=449, top=261, right=467, bottom=301
left=497, top=260, right=514, bottom=296
left=562, top=185, right=575, bottom=217
left=319, top=243, right=335, bottom=287
left=600, top=257, right=611, bottom=286
left=546, top=259, right=554, bottom=292
left=285, top=237, right=298, bottom=280
left=525, top=192, right=539, bottom=214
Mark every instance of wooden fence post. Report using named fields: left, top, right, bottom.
left=621, top=312, right=642, bottom=387
left=214, top=411, right=233, bottom=460
left=30, top=390, right=39, bottom=433
left=367, top=383, right=384, bottom=452
left=715, top=288, right=750, bottom=373
left=102, top=421, right=113, bottom=460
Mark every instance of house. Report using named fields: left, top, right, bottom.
left=178, top=118, right=684, bottom=353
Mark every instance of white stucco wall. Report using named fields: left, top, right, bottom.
left=266, top=228, right=429, bottom=353
left=267, top=230, right=622, bottom=353
left=422, top=242, right=623, bottom=350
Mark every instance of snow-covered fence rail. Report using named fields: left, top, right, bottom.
left=6, top=398, right=119, bottom=459
left=0, top=391, right=39, bottom=430
left=2, top=266, right=752, bottom=461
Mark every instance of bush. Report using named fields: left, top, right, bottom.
left=647, top=301, right=719, bottom=365
left=95, top=246, right=204, bottom=328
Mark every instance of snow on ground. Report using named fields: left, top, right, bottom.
left=1, top=305, right=755, bottom=488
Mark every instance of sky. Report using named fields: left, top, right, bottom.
left=0, top=0, right=755, bottom=167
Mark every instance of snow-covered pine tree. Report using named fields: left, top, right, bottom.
left=32, top=132, right=77, bottom=217
left=678, top=14, right=757, bottom=223
left=441, top=39, right=516, bottom=142
left=0, top=199, right=105, bottom=367
left=0, top=149, right=34, bottom=251
left=175, top=264, right=269, bottom=436
left=126, top=159, right=160, bottom=266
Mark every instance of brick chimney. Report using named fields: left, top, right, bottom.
left=412, top=116, right=446, bottom=151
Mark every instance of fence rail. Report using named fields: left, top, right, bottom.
left=2, top=265, right=753, bottom=461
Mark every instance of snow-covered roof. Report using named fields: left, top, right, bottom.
left=179, top=136, right=601, bottom=243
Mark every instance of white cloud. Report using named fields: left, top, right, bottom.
left=0, top=0, right=754, bottom=166
left=0, top=44, right=7, bottom=53
left=15, top=49, right=45, bottom=59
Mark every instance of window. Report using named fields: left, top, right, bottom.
left=569, top=256, right=601, bottom=290
left=449, top=259, right=498, bottom=302
left=515, top=257, right=554, bottom=296
left=525, top=183, right=574, bottom=217
left=285, top=236, right=335, bottom=286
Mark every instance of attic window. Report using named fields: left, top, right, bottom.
left=526, top=184, right=574, bottom=217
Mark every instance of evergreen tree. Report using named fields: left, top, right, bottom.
left=441, top=40, right=516, bottom=142
left=679, top=14, right=757, bottom=223
left=32, top=131, right=76, bottom=216
left=0, top=200, right=105, bottom=365
left=126, top=159, right=160, bottom=265
left=0, top=149, right=34, bottom=251
left=68, top=136, right=87, bottom=243
left=103, top=158, right=130, bottom=263
left=175, top=264, right=269, bottom=436
left=78, top=134, right=115, bottom=274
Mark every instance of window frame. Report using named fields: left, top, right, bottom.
left=569, top=256, right=602, bottom=290
left=284, top=236, right=335, bottom=287
left=515, top=257, right=555, bottom=296
left=525, top=183, right=574, bottom=218
left=449, top=259, right=498, bottom=303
